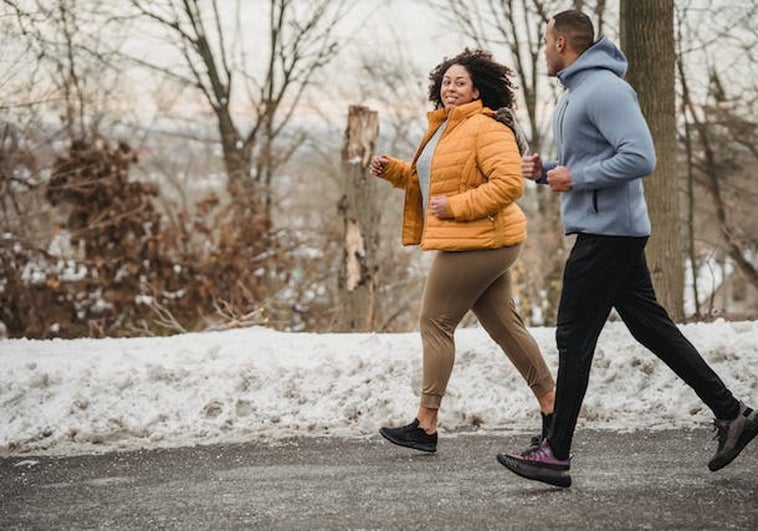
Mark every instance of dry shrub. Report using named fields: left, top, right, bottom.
left=1, top=138, right=276, bottom=338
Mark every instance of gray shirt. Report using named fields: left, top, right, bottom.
left=415, top=119, right=448, bottom=212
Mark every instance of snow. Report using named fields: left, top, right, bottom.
left=1, top=320, right=757, bottom=457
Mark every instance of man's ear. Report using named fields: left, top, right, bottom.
left=556, top=35, right=566, bottom=52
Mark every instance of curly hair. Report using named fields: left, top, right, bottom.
left=427, top=49, right=517, bottom=111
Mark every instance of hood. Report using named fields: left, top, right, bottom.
left=557, top=35, right=627, bottom=88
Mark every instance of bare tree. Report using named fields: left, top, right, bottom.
left=676, top=14, right=701, bottom=317
left=4, top=0, right=130, bottom=139
left=675, top=0, right=758, bottom=318
left=127, top=0, right=349, bottom=218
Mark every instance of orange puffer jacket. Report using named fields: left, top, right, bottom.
left=379, top=100, right=527, bottom=251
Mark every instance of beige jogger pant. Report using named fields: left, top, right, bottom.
left=419, top=245, right=555, bottom=409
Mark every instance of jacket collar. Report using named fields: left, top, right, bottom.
left=412, top=100, right=492, bottom=168
left=427, top=99, right=491, bottom=128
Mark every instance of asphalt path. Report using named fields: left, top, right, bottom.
left=2, top=428, right=757, bottom=529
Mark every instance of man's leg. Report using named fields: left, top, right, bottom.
left=613, top=244, right=740, bottom=420
left=548, top=235, right=643, bottom=460
left=499, top=235, right=648, bottom=488
left=611, top=244, right=758, bottom=471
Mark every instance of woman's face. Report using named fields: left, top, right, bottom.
left=440, top=64, right=479, bottom=109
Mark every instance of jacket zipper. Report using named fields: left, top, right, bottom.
left=556, top=97, right=570, bottom=161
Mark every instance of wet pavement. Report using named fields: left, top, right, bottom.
left=1, top=428, right=757, bottom=529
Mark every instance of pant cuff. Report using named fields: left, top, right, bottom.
left=531, top=376, right=556, bottom=399
left=421, top=393, right=442, bottom=409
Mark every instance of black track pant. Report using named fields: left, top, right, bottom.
left=547, top=234, right=740, bottom=460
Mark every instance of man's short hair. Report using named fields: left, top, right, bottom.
left=552, top=10, right=595, bottom=54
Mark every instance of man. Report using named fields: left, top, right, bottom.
left=496, top=9, right=757, bottom=488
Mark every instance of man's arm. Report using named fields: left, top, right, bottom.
left=569, top=82, right=656, bottom=192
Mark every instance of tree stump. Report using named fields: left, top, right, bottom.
left=336, top=105, right=380, bottom=332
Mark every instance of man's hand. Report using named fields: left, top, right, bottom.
left=429, top=195, right=453, bottom=220
left=546, top=165, right=573, bottom=192
left=521, top=153, right=543, bottom=181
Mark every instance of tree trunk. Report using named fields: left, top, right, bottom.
left=621, top=0, right=684, bottom=321
left=336, top=106, right=380, bottom=332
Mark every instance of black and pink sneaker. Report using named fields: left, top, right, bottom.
left=497, top=439, right=572, bottom=488
left=708, top=402, right=758, bottom=472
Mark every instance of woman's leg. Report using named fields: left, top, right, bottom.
left=470, top=247, right=555, bottom=412
left=418, top=248, right=521, bottom=432
left=418, top=246, right=557, bottom=434
left=417, top=251, right=475, bottom=432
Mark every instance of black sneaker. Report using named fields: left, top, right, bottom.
left=379, top=419, right=437, bottom=453
left=708, top=402, right=758, bottom=472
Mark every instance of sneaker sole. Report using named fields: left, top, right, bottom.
left=708, top=418, right=758, bottom=472
left=379, top=428, right=437, bottom=453
left=497, top=453, right=572, bottom=488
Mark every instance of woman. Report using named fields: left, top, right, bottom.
left=371, top=49, right=555, bottom=453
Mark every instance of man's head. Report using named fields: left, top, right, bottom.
left=544, top=10, right=595, bottom=76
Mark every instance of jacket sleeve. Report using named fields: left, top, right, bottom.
left=536, top=161, right=556, bottom=185
left=447, top=121, right=524, bottom=220
left=570, top=81, right=656, bottom=191
left=378, top=156, right=412, bottom=189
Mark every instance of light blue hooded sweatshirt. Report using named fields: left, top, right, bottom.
left=539, top=36, right=656, bottom=236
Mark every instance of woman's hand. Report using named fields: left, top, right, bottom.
left=430, top=195, right=453, bottom=220
left=521, top=153, right=543, bottom=181
left=369, top=156, right=389, bottom=177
